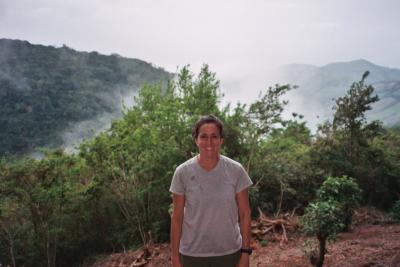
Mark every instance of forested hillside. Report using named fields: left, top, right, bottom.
left=0, top=39, right=172, bottom=156
left=1, top=65, right=399, bottom=267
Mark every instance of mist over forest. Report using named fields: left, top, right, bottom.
left=1, top=39, right=399, bottom=157
left=0, top=38, right=172, bottom=156
left=274, top=59, right=400, bottom=129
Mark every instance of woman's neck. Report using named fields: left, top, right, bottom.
left=197, top=154, right=220, bottom=171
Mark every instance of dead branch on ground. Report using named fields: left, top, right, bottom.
left=251, top=207, right=298, bottom=247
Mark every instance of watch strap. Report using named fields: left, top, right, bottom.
left=240, top=248, right=253, bottom=255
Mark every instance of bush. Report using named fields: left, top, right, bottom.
left=300, top=200, right=345, bottom=267
left=300, top=176, right=362, bottom=267
left=317, top=175, right=362, bottom=230
left=301, top=200, right=345, bottom=238
left=390, top=200, right=400, bottom=223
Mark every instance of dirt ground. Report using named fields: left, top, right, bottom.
left=251, top=223, right=400, bottom=267
left=90, top=208, right=400, bottom=267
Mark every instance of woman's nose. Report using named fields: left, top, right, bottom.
left=206, top=137, right=212, bottom=144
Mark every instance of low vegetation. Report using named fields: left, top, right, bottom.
left=0, top=65, right=399, bottom=267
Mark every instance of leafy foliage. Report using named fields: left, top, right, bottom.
left=0, top=150, right=98, bottom=267
left=300, top=176, right=362, bottom=267
left=332, top=71, right=379, bottom=165
left=316, top=175, right=362, bottom=229
left=249, top=119, right=320, bottom=214
left=301, top=176, right=362, bottom=237
left=301, top=200, right=345, bottom=239
left=300, top=200, right=344, bottom=267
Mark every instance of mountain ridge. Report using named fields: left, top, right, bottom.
left=275, top=59, right=400, bottom=129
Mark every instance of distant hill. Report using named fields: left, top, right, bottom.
left=0, top=38, right=173, bottom=156
left=274, top=59, right=400, bottom=129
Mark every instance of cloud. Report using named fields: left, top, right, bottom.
left=1, top=0, right=400, bottom=108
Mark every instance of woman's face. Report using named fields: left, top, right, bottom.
left=195, top=123, right=223, bottom=159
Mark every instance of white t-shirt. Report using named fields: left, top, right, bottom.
left=169, top=155, right=253, bottom=257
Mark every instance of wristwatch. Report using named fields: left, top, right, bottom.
left=240, top=248, right=253, bottom=255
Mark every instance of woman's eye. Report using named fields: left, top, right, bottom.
left=198, top=134, right=219, bottom=140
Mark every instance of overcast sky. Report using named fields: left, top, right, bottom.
left=1, top=0, right=400, bottom=104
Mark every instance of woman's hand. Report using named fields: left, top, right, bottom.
left=171, top=256, right=183, bottom=267
left=236, top=253, right=250, bottom=267
left=236, top=189, right=252, bottom=267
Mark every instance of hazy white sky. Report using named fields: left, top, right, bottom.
left=1, top=0, right=400, bottom=104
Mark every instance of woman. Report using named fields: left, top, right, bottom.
left=170, top=115, right=253, bottom=267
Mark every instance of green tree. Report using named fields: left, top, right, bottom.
left=366, top=128, right=400, bottom=207
left=301, top=200, right=344, bottom=267
left=0, top=151, right=95, bottom=267
left=301, top=175, right=362, bottom=267
left=310, top=71, right=400, bottom=208
left=245, top=84, right=293, bottom=171
left=316, top=176, right=362, bottom=230
left=250, top=119, right=319, bottom=214
left=332, top=71, right=379, bottom=165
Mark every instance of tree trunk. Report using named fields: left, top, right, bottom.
left=9, top=237, right=16, bottom=267
left=316, top=234, right=327, bottom=267
left=275, top=180, right=285, bottom=217
left=9, top=235, right=17, bottom=267
left=1, top=226, right=17, bottom=267
left=46, top=227, right=56, bottom=267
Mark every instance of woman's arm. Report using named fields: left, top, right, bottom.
left=236, top=188, right=252, bottom=267
left=171, top=193, right=185, bottom=267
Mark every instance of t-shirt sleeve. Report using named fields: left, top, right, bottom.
left=169, top=166, right=185, bottom=195
left=235, top=164, right=253, bottom=193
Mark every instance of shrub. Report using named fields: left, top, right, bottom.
left=390, top=200, right=400, bottom=223
left=300, top=200, right=345, bottom=267
left=317, top=175, right=362, bottom=230
left=300, top=176, right=362, bottom=267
